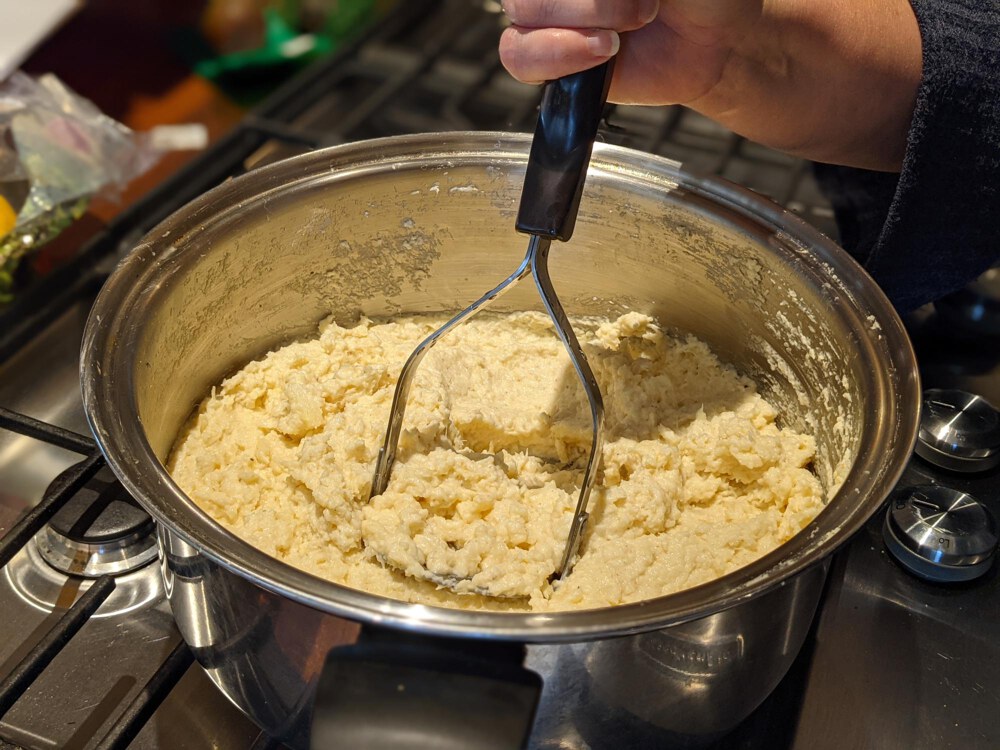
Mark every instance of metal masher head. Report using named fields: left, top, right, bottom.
left=368, top=60, right=615, bottom=596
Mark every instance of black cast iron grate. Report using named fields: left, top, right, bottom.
left=0, top=1, right=835, bottom=747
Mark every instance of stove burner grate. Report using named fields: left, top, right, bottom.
left=35, top=464, right=157, bottom=577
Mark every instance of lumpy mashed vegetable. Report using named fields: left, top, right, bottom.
left=168, top=311, right=825, bottom=612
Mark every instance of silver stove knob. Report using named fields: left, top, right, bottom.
left=883, top=485, right=998, bottom=582
left=915, top=388, right=1000, bottom=472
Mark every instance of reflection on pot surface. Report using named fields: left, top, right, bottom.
left=583, top=564, right=826, bottom=738
left=161, top=532, right=359, bottom=746
left=163, top=523, right=827, bottom=746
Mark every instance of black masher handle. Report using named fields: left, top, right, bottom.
left=515, top=58, right=615, bottom=242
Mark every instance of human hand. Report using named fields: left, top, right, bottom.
left=500, top=0, right=922, bottom=171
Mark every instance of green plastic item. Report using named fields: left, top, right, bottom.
left=196, top=2, right=376, bottom=80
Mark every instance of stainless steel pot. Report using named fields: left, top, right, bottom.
left=81, top=132, right=919, bottom=748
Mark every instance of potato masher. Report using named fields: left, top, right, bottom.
left=369, top=60, right=614, bottom=594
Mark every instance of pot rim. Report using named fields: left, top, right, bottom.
left=81, top=131, right=920, bottom=641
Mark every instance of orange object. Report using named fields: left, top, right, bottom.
left=0, top=196, right=17, bottom=236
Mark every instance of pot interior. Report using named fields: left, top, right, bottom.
left=85, top=133, right=917, bottom=636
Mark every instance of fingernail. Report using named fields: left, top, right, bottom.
left=642, top=1, right=660, bottom=23
left=586, top=30, right=620, bottom=58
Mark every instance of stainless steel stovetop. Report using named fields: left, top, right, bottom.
left=1, top=2, right=999, bottom=748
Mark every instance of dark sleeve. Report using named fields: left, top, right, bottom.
left=812, top=0, right=1000, bottom=312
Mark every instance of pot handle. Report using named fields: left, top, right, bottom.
left=515, top=58, right=616, bottom=242
left=310, top=625, right=542, bottom=750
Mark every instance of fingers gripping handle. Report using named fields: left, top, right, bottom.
left=515, top=58, right=615, bottom=242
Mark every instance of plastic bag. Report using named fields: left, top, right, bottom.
left=0, top=71, right=162, bottom=301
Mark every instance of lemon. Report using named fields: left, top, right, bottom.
left=0, top=196, right=17, bottom=237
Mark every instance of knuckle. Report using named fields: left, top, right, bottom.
left=503, top=0, right=546, bottom=26
left=538, top=0, right=561, bottom=25
left=619, top=0, right=658, bottom=28
left=504, top=0, right=658, bottom=30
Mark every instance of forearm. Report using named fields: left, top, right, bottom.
left=690, top=0, right=922, bottom=171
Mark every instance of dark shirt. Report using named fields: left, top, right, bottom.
left=813, top=0, right=1000, bottom=312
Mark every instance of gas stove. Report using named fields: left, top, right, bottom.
left=1, top=2, right=998, bottom=748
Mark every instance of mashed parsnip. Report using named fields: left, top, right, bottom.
left=168, top=311, right=824, bottom=611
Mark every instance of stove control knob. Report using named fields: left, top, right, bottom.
left=915, top=388, right=1000, bottom=472
left=883, top=485, right=998, bottom=583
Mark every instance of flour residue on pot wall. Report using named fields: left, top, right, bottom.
left=574, top=188, right=858, bottom=497
left=290, top=207, right=443, bottom=315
